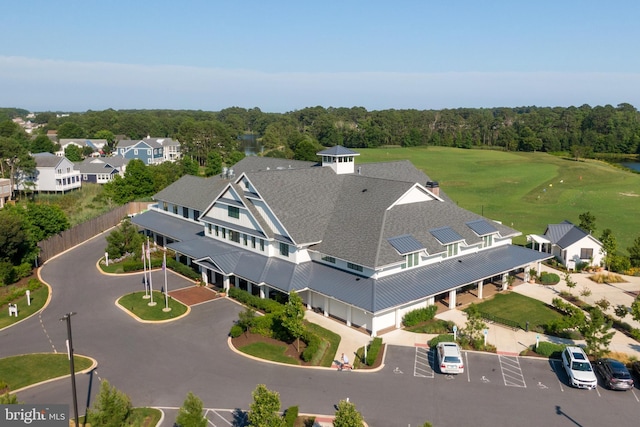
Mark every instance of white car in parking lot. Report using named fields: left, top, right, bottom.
left=436, top=342, right=464, bottom=374
left=562, top=346, right=597, bottom=389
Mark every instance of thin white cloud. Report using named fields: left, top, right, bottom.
left=1, top=56, right=639, bottom=112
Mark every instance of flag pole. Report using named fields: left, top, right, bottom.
left=142, top=243, right=150, bottom=299
left=163, top=251, right=170, bottom=312
left=147, top=239, right=156, bottom=306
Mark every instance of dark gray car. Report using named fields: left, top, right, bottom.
left=594, top=358, right=634, bottom=390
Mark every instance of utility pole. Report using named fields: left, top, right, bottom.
left=60, top=312, right=79, bottom=427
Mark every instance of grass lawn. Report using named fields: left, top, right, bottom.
left=239, top=342, right=300, bottom=365
left=117, top=291, right=188, bottom=321
left=357, top=147, right=640, bottom=251
left=472, top=292, right=562, bottom=330
left=0, top=353, right=93, bottom=391
left=0, top=284, right=49, bottom=329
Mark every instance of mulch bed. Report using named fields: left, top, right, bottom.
left=232, top=332, right=314, bottom=366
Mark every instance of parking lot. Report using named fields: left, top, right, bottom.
left=386, top=345, right=640, bottom=402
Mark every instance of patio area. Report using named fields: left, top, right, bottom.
left=436, top=274, right=527, bottom=314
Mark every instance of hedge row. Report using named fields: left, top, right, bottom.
left=283, top=406, right=299, bottom=427
left=302, top=331, right=321, bottom=362
left=121, top=257, right=201, bottom=280
left=531, top=341, right=565, bottom=358
left=228, top=287, right=284, bottom=314
left=402, top=305, right=438, bottom=327
left=365, top=337, right=383, bottom=366
left=428, top=334, right=455, bottom=348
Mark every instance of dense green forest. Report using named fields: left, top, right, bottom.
left=3, top=104, right=640, bottom=163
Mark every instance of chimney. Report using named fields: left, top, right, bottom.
left=426, top=181, right=440, bottom=197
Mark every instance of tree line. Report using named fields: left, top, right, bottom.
left=18, top=103, right=640, bottom=159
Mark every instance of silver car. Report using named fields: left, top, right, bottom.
left=436, top=342, right=464, bottom=374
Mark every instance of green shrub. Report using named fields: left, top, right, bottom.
left=0, top=261, right=16, bottom=286
left=166, top=258, right=200, bottom=280
left=532, top=341, right=565, bottom=358
left=228, top=287, right=283, bottom=314
left=251, top=314, right=276, bottom=338
left=301, top=331, right=321, bottom=362
left=283, top=406, right=298, bottom=427
left=407, top=319, right=455, bottom=334
left=630, top=328, right=640, bottom=341
left=539, top=272, right=560, bottom=285
left=14, top=263, right=32, bottom=280
left=229, top=324, right=243, bottom=338
left=428, top=334, right=455, bottom=348
left=365, top=337, right=383, bottom=366
left=402, top=305, right=438, bottom=327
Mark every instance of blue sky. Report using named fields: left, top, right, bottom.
left=2, top=0, right=639, bottom=112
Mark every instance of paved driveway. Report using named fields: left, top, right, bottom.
left=3, top=234, right=640, bottom=427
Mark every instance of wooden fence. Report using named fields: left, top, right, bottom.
left=37, top=201, right=152, bottom=265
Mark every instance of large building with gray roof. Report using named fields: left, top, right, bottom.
left=132, top=146, right=551, bottom=335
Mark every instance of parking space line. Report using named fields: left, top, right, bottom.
left=631, top=389, right=640, bottom=403
left=499, top=355, right=526, bottom=388
left=209, top=409, right=233, bottom=425
left=414, top=347, right=434, bottom=378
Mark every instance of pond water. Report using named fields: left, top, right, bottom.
left=239, top=134, right=263, bottom=156
left=619, top=162, right=640, bottom=172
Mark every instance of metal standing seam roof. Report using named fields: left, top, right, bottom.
left=466, top=219, right=499, bottom=236
left=430, top=226, right=465, bottom=244
left=387, top=235, right=425, bottom=254
left=317, top=146, right=360, bottom=156
left=132, top=211, right=552, bottom=313
left=544, top=221, right=597, bottom=249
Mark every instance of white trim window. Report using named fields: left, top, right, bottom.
left=403, top=252, right=419, bottom=269
left=446, top=243, right=459, bottom=257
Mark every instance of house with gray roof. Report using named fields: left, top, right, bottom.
left=75, top=156, right=128, bottom=184
left=527, top=220, right=604, bottom=270
left=19, top=152, right=81, bottom=193
left=132, top=146, right=551, bottom=336
left=116, top=139, right=164, bottom=165
left=143, top=137, right=181, bottom=162
left=57, top=139, right=108, bottom=157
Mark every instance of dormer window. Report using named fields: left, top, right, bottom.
left=483, top=235, right=493, bottom=248
left=446, top=243, right=459, bottom=257
left=402, top=252, right=419, bottom=269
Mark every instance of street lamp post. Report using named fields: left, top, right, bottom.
left=60, top=312, right=79, bottom=427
